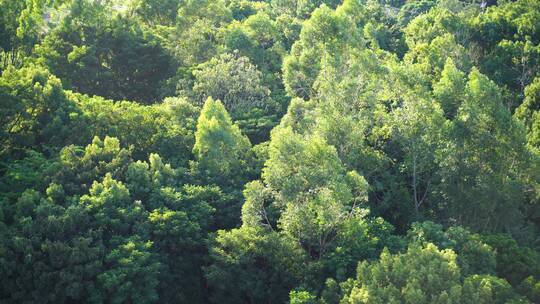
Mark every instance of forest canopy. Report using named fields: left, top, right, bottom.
left=1, top=0, right=540, bottom=303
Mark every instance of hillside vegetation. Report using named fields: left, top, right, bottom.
left=1, top=0, right=540, bottom=303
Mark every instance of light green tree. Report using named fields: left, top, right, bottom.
left=192, top=97, right=253, bottom=186
left=188, top=52, right=274, bottom=114
left=344, top=244, right=522, bottom=303
left=260, top=127, right=368, bottom=258
left=282, top=1, right=364, bottom=99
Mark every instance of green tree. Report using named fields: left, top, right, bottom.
left=346, top=244, right=463, bottom=303
left=0, top=137, right=215, bottom=303
left=0, top=0, right=45, bottom=70
left=343, top=244, right=522, bottom=303
left=205, top=227, right=306, bottom=304
left=435, top=69, right=532, bottom=231
left=187, top=52, right=274, bottom=114
left=325, top=214, right=405, bottom=281
left=462, top=275, right=521, bottom=304
left=283, top=1, right=364, bottom=99
left=0, top=65, right=77, bottom=160
left=97, top=238, right=161, bottom=304
left=262, top=127, right=368, bottom=258
left=69, top=94, right=199, bottom=166
left=433, top=58, right=467, bottom=119
left=50, top=136, right=132, bottom=196
left=289, top=290, right=317, bottom=304
left=36, top=0, right=173, bottom=103
left=407, top=221, right=497, bottom=277
left=482, top=234, right=540, bottom=286
left=220, top=12, right=284, bottom=75
left=472, top=0, right=540, bottom=98
left=0, top=189, right=106, bottom=303
left=515, top=77, right=540, bottom=150
left=404, top=33, right=470, bottom=81
left=192, top=97, right=253, bottom=186
left=390, top=94, right=445, bottom=215
left=170, top=0, right=232, bottom=67
left=130, top=0, right=179, bottom=26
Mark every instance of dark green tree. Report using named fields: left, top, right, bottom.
left=36, top=0, right=173, bottom=103
left=205, top=227, right=306, bottom=304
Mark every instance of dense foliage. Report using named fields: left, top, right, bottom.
left=1, top=0, right=539, bottom=303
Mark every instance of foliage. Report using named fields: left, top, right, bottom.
left=2, top=0, right=540, bottom=302
left=341, top=244, right=522, bottom=304
left=35, top=0, right=174, bottom=103
left=482, top=234, right=540, bottom=286
left=407, top=221, right=497, bottom=277
left=192, top=97, right=253, bottom=187
left=187, top=52, right=274, bottom=114
left=205, top=227, right=306, bottom=304
left=0, top=64, right=77, bottom=160
left=0, top=138, right=215, bottom=303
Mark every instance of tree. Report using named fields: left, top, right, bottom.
left=433, top=58, right=467, bottom=119
left=342, top=244, right=521, bottom=303
left=462, top=275, right=521, bottom=304
left=346, top=244, right=463, bottom=303
left=435, top=69, right=532, bottom=231
left=50, top=136, right=132, bottom=196
left=205, top=227, right=306, bottom=304
left=0, top=0, right=45, bottom=70
left=219, top=11, right=291, bottom=118
left=0, top=189, right=106, bottom=303
left=170, top=0, right=232, bottom=67
left=518, top=276, right=540, bottom=303
left=2, top=0, right=540, bottom=301
left=325, top=214, right=405, bottom=281
left=130, top=0, right=180, bottom=26
left=407, top=221, right=497, bottom=277
left=269, top=0, right=341, bottom=19
left=515, top=77, right=540, bottom=150
left=404, top=33, right=470, bottom=81
left=283, top=1, right=364, bottom=99
left=472, top=0, right=540, bottom=99
left=0, top=65, right=77, bottom=160
left=220, top=12, right=284, bottom=75
left=0, top=137, right=215, bottom=303
left=403, top=8, right=468, bottom=53
left=259, top=127, right=369, bottom=258
left=390, top=94, right=445, bottom=215
left=187, top=52, right=275, bottom=114
left=241, top=180, right=279, bottom=230
left=192, top=97, right=253, bottom=186
left=289, top=290, right=317, bottom=304
left=397, top=0, right=436, bottom=28
left=36, top=0, right=174, bottom=103
left=70, top=94, right=199, bottom=167
left=482, top=234, right=540, bottom=286
left=97, top=238, right=161, bottom=304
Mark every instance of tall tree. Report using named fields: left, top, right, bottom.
left=192, top=97, right=253, bottom=187
left=435, top=69, right=532, bottom=231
